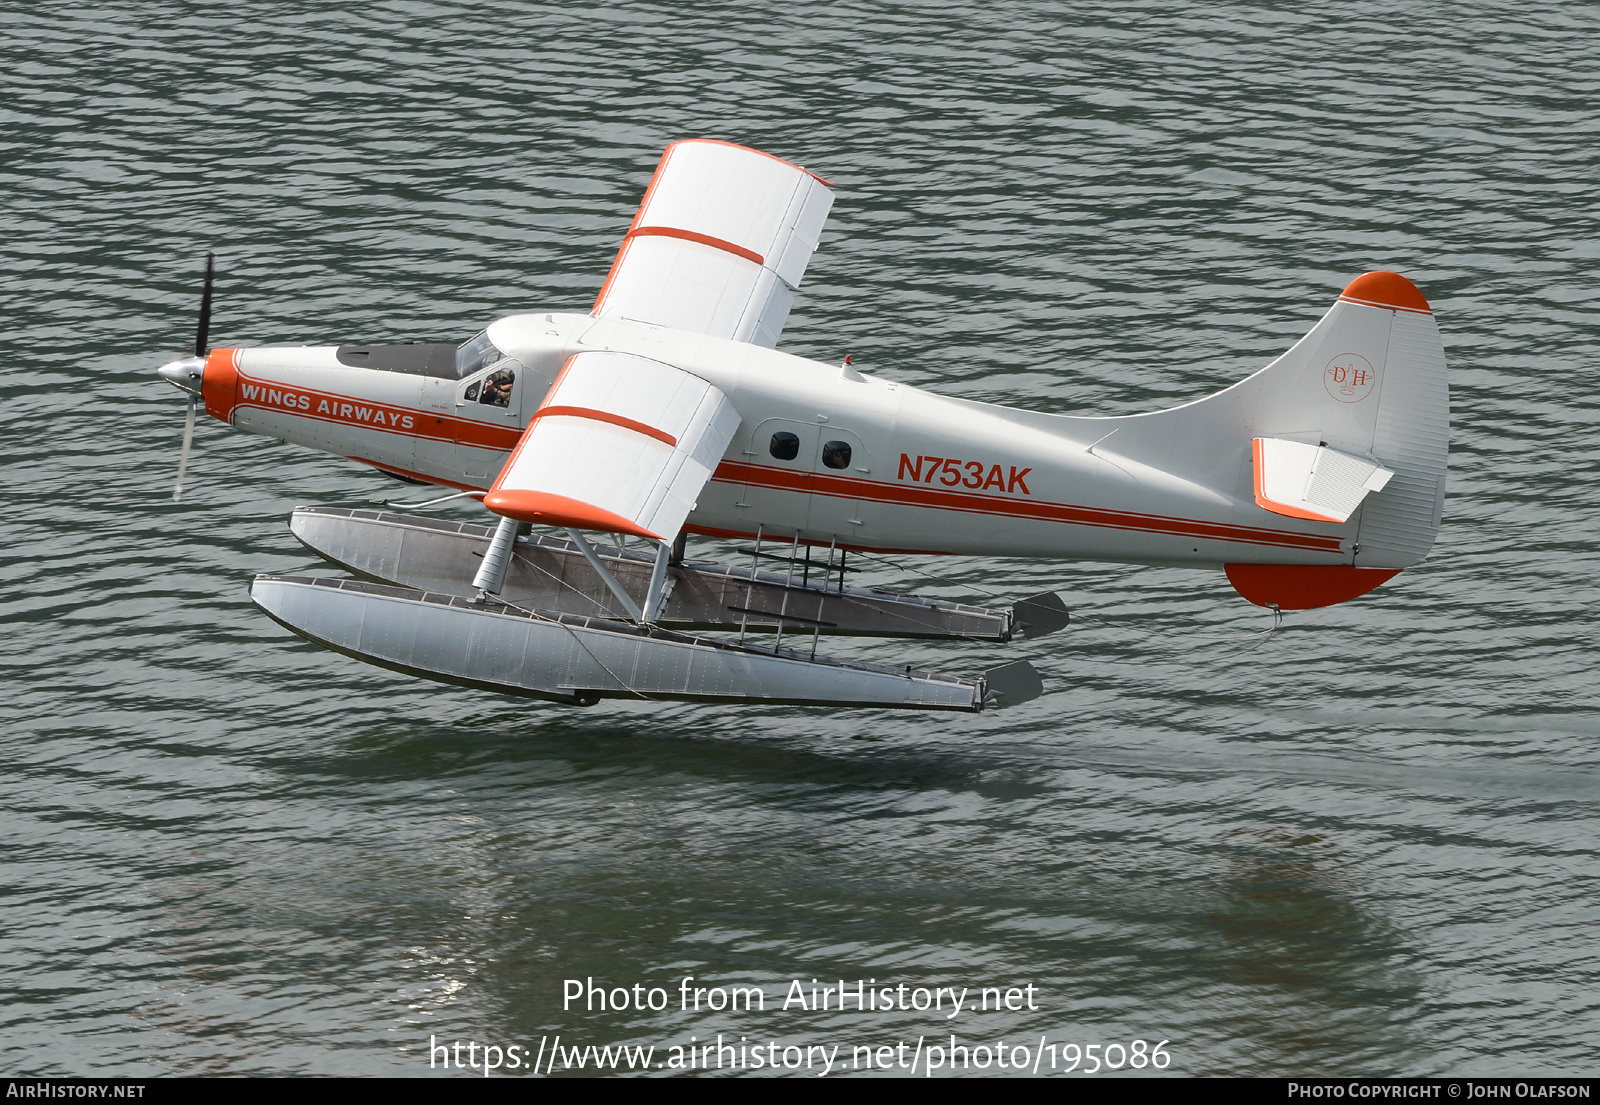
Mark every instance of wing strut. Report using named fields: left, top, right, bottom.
left=565, top=529, right=644, bottom=623
left=474, top=517, right=681, bottom=627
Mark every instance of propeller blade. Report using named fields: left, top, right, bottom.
left=194, top=251, right=214, bottom=358
left=173, top=394, right=197, bottom=501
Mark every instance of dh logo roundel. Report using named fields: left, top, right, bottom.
left=1324, top=353, right=1377, bottom=404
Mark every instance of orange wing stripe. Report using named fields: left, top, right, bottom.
left=482, top=489, right=661, bottom=539
left=593, top=139, right=829, bottom=314
left=626, top=225, right=764, bottom=266
left=532, top=405, right=678, bottom=447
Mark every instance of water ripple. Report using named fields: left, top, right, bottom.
left=2, top=0, right=1598, bottom=1077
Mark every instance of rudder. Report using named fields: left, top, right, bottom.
left=1353, top=287, right=1449, bottom=570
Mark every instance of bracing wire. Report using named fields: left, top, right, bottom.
left=1169, top=603, right=1283, bottom=645
left=485, top=593, right=651, bottom=701
left=840, top=549, right=1285, bottom=648
left=510, top=546, right=615, bottom=616
left=847, top=549, right=1011, bottom=601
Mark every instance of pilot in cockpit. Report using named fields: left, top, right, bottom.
left=480, top=369, right=514, bottom=407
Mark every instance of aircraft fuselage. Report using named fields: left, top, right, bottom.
left=196, top=311, right=1352, bottom=569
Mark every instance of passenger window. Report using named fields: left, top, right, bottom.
left=770, top=431, right=800, bottom=460
left=479, top=368, right=515, bottom=407
left=821, top=440, right=852, bottom=469
left=464, top=380, right=480, bottom=402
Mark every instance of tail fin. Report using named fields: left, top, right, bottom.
left=1218, top=271, right=1449, bottom=606
left=1011, top=270, right=1444, bottom=609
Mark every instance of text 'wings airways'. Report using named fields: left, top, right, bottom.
left=482, top=352, right=743, bottom=540
left=592, top=139, right=835, bottom=348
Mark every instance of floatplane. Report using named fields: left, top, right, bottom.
left=157, top=140, right=1447, bottom=712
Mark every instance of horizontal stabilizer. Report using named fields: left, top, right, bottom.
left=1252, top=437, right=1393, bottom=524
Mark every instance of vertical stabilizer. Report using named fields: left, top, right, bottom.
left=1088, top=270, right=1448, bottom=608
left=1223, top=270, right=1448, bottom=604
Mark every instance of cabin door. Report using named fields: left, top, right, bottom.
left=451, top=359, right=525, bottom=482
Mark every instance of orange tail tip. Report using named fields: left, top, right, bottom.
left=483, top=489, right=661, bottom=540
left=1339, top=271, right=1431, bottom=314
left=1225, top=563, right=1401, bottom=610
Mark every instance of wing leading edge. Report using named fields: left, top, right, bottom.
left=482, top=351, right=742, bottom=540
left=591, top=139, right=835, bottom=348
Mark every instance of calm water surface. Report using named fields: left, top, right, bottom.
left=2, top=1, right=1598, bottom=1077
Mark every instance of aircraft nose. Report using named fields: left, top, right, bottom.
left=158, top=354, right=206, bottom=397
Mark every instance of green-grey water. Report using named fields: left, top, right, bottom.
left=3, top=1, right=1597, bottom=1077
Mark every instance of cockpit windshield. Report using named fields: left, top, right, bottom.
left=456, top=331, right=504, bottom=379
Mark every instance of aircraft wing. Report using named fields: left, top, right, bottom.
left=482, top=351, right=743, bottom=540
left=591, top=139, right=834, bottom=348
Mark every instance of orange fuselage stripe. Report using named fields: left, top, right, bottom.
left=712, top=460, right=1343, bottom=553
left=354, top=457, right=486, bottom=493
left=221, top=361, right=1340, bottom=555
left=224, top=369, right=522, bottom=451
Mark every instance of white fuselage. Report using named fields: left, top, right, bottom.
left=202, top=311, right=1351, bottom=569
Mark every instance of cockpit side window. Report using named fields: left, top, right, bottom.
left=479, top=368, right=514, bottom=407
left=456, top=331, right=504, bottom=379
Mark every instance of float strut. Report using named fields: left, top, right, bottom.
left=738, top=526, right=763, bottom=644
left=774, top=533, right=800, bottom=651
left=644, top=540, right=671, bottom=624
left=472, top=515, right=520, bottom=596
